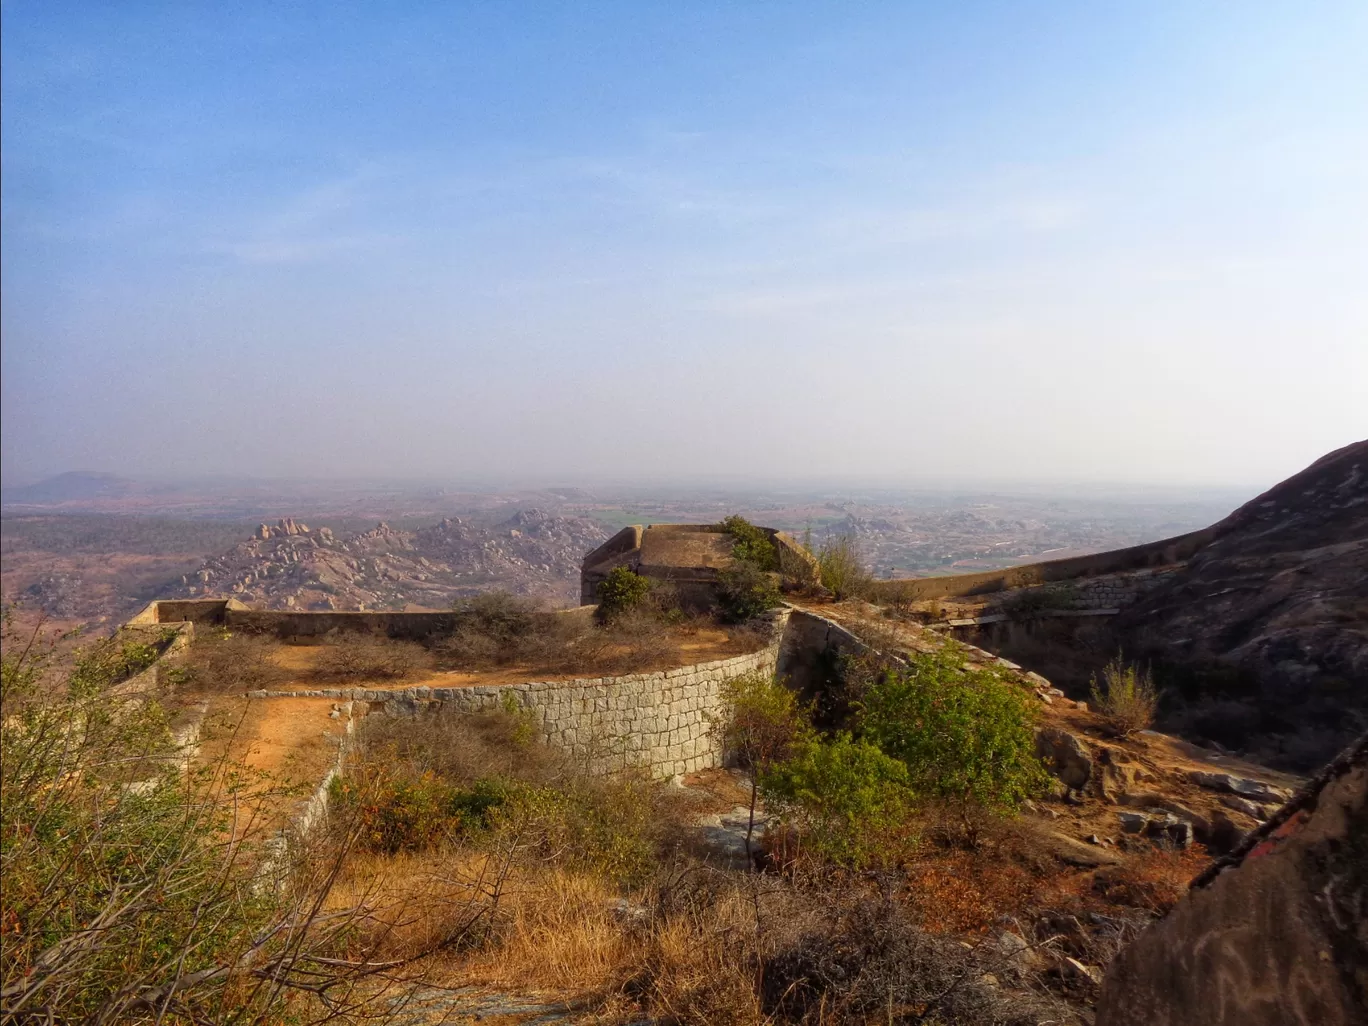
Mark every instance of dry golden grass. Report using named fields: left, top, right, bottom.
left=327, top=844, right=766, bottom=1023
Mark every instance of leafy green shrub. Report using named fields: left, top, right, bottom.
left=761, top=733, right=912, bottom=868
left=1002, top=582, right=1078, bottom=619
left=715, top=561, right=782, bottom=623
left=817, top=533, right=873, bottom=600
left=720, top=672, right=811, bottom=772
left=721, top=514, right=778, bottom=571
left=595, top=566, right=652, bottom=623
left=1090, top=655, right=1158, bottom=736
left=858, top=651, right=1047, bottom=838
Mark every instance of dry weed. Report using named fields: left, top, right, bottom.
left=1089, top=655, right=1159, bottom=736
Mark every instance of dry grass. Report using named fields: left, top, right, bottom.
left=319, top=682, right=1211, bottom=1025
left=329, top=845, right=764, bottom=1024
left=322, top=814, right=1199, bottom=1026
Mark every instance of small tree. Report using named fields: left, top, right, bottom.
left=1090, top=655, right=1158, bottom=736
left=595, top=566, right=651, bottom=623
left=858, top=651, right=1047, bottom=844
left=718, top=673, right=811, bottom=859
left=761, top=733, right=912, bottom=868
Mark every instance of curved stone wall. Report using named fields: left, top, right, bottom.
left=256, top=608, right=790, bottom=780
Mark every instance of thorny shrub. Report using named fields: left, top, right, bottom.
left=181, top=629, right=289, bottom=692
left=759, top=895, right=1076, bottom=1026
left=313, top=634, right=431, bottom=682
left=433, top=588, right=759, bottom=676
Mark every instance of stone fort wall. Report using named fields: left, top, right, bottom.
left=136, top=599, right=792, bottom=780
left=867, top=525, right=1217, bottom=604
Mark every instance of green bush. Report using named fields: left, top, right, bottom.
left=720, top=672, right=811, bottom=771
left=595, top=566, right=652, bottom=623
left=714, top=561, right=782, bottom=623
left=858, top=651, right=1047, bottom=834
left=761, top=734, right=912, bottom=868
left=721, top=514, right=778, bottom=571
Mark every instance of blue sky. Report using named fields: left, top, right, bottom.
left=3, top=2, right=1365, bottom=488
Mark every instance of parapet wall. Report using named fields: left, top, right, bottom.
left=136, top=599, right=459, bottom=640
left=869, top=526, right=1218, bottom=603
left=257, top=608, right=791, bottom=780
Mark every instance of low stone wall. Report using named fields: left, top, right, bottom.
left=259, top=609, right=791, bottom=780
left=227, top=608, right=458, bottom=640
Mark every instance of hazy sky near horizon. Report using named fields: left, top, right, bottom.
left=3, top=2, right=1365, bottom=491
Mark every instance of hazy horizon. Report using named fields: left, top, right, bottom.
left=4, top=3, right=1365, bottom=489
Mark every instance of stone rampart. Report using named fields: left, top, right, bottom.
left=255, top=608, right=791, bottom=780
left=869, top=526, right=1217, bottom=603
left=989, top=567, right=1181, bottom=614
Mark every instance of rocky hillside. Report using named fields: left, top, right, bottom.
left=1115, top=439, right=1368, bottom=769
left=814, top=603, right=1305, bottom=861
left=173, top=509, right=609, bottom=610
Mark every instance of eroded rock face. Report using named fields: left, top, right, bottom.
left=1095, top=735, right=1368, bottom=1026
left=1114, top=439, right=1368, bottom=770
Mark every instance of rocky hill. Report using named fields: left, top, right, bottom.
left=1115, top=439, right=1368, bottom=769
left=173, top=509, right=609, bottom=610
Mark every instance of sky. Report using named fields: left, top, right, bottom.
left=2, top=1, right=1365, bottom=491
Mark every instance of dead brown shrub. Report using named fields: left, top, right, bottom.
left=759, top=895, right=1074, bottom=1026
left=181, top=632, right=288, bottom=693
left=1087, top=848, right=1208, bottom=916
left=312, top=634, right=430, bottom=682
left=430, top=591, right=764, bottom=679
